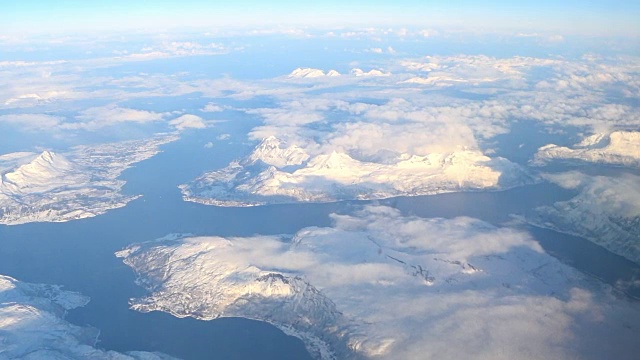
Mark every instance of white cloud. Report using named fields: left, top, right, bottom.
left=547, top=34, right=565, bottom=42
left=201, top=102, right=224, bottom=112
left=66, top=104, right=165, bottom=131
left=204, top=142, right=214, bottom=148
left=122, top=41, right=227, bottom=60
left=169, top=114, right=206, bottom=131
left=351, top=68, right=391, bottom=76
left=322, top=121, right=477, bottom=156
left=0, top=113, right=63, bottom=130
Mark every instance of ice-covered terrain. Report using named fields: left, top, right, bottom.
left=180, top=136, right=535, bottom=206
left=528, top=172, right=640, bottom=264
left=532, top=131, right=640, bottom=168
left=0, top=274, right=176, bottom=359
left=0, top=135, right=177, bottom=225
left=117, top=206, right=640, bottom=360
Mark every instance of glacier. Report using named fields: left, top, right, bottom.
left=180, top=136, right=536, bottom=206
left=0, top=274, right=176, bottom=360
left=0, top=134, right=177, bottom=225
left=532, top=131, right=640, bottom=168
left=117, top=206, right=640, bottom=360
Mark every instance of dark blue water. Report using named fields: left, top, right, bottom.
left=1, top=127, right=639, bottom=359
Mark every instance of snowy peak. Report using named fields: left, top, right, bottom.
left=351, top=68, right=391, bottom=77
left=307, top=151, right=358, bottom=170
left=288, top=68, right=341, bottom=78
left=0, top=135, right=178, bottom=225
left=247, top=136, right=310, bottom=168
left=2, top=151, right=77, bottom=193
left=605, top=131, right=640, bottom=153
left=22, top=150, right=72, bottom=172
left=532, top=131, right=640, bottom=168
left=575, top=133, right=609, bottom=148
left=289, top=68, right=326, bottom=78
left=181, top=142, right=535, bottom=207
left=118, top=235, right=348, bottom=359
left=571, top=131, right=639, bottom=151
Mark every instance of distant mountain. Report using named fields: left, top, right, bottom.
left=180, top=136, right=536, bottom=206
left=532, top=131, right=640, bottom=168
left=288, top=68, right=341, bottom=78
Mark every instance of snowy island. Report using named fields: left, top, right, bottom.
left=0, top=274, right=176, bottom=359
left=180, top=136, right=536, bottom=206
left=0, top=135, right=177, bottom=225
left=117, top=206, right=640, bottom=360
left=532, top=131, right=640, bottom=168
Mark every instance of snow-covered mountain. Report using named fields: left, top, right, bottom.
left=246, top=136, right=310, bottom=167
left=0, top=274, right=176, bottom=359
left=0, top=150, right=84, bottom=195
left=288, top=68, right=341, bottom=78
left=351, top=68, right=390, bottom=77
left=0, top=134, right=178, bottom=225
left=180, top=136, right=536, bottom=206
left=532, top=131, right=640, bottom=168
left=528, top=172, right=640, bottom=264
left=117, top=206, right=640, bottom=360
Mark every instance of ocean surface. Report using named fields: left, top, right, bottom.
left=1, top=126, right=639, bottom=359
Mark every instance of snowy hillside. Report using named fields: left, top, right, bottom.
left=528, top=172, right=640, bottom=264
left=0, top=135, right=177, bottom=225
left=117, top=206, right=640, bottom=360
left=0, top=274, right=176, bottom=359
left=532, top=131, right=640, bottom=168
left=180, top=136, right=535, bottom=206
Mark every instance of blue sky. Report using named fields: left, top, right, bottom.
left=2, top=0, right=639, bottom=35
